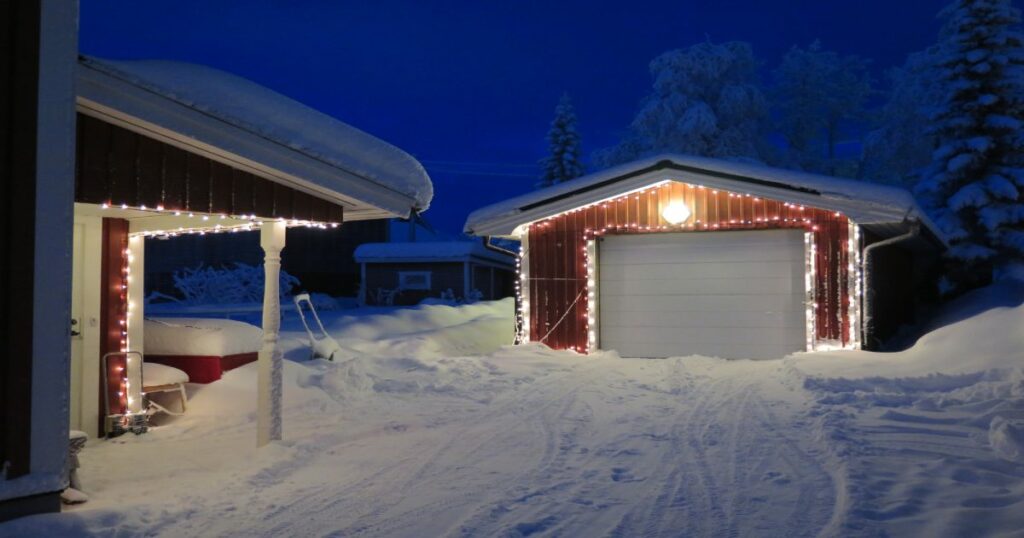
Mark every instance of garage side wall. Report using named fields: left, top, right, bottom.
left=525, top=181, right=851, bottom=353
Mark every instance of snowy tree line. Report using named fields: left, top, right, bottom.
left=540, top=0, right=1024, bottom=290
left=592, top=39, right=877, bottom=181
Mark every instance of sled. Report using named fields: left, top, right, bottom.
left=293, top=293, right=346, bottom=361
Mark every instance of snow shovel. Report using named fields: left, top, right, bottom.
left=293, top=293, right=345, bottom=361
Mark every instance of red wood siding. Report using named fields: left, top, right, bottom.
left=75, top=114, right=345, bottom=224
left=526, top=181, right=851, bottom=353
left=100, top=218, right=129, bottom=426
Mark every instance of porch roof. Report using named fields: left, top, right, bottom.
left=76, top=56, right=432, bottom=220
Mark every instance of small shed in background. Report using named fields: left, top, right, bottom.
left=355, top=241, right=516, bottom=305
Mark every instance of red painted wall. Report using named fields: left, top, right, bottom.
left=99, top=217, right=129, bottom=427
left=526, top=181, right=852, bottom=353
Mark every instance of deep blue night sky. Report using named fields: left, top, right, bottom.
left=81, top=0, right=958, bottom=234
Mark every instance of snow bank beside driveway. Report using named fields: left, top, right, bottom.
left=790, top=298, right=1024, bottom=536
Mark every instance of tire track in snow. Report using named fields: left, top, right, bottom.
left=294, top=359, right=607, bottom=537
left=627, top=362, right=738, bottom=538
left=194, top=358, right=837, bottom=538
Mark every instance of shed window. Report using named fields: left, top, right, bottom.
left=398, top=271, right=431, bottom=290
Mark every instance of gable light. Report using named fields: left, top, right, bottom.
left=662, top=202, right=691, bottom=225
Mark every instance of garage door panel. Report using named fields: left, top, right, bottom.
left=601, top=326, right=804, bottom=347
left=599, top=230, right=800, bottom=249
left=599, top=260, right=800, bottom=281
left=603, top=277, right=801, bottom=296
left=599, top=244, right=804, bottom=266
left=597, top=293, right=803, bottom=313
left=599, top=309, right=807, bottom=329
left=598, top=229, right=806, bottom=359
left=600, top=341, right=800, bottom=359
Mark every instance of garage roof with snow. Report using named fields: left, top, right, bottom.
left=77, top=56, right=432, bottom=220
left=465, top=154, right=944, bottom=245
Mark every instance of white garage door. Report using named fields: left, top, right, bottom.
left=598, top=229, right=807, bottom=359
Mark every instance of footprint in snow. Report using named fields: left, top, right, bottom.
left=611, top=467, right=644, bottom=483
left=762, top=471, right=791, bottom=485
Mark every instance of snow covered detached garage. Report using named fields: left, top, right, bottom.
left=466, top=155, right=946, bottom=359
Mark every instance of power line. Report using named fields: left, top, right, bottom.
left=420, top=159, right=537, bottom=169
left=425, top=167, right=536, bottom=177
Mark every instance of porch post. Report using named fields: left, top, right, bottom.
left=125, top=234, right=145, bottom=414
left=257, top=221, right=286, bottom=447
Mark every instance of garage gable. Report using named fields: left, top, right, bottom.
left=519, top=179, right=858, bottom=358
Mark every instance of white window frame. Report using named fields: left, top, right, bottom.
left=398, top=271, right=432, bottom=291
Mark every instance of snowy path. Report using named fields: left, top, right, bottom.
left=99, top=355, right=837, bottom=538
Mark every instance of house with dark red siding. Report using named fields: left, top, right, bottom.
left=465, top=155, right=946, bottom=359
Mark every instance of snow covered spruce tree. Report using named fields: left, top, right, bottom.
left=595, top=41, right=769, bottom=166
left=538, top=93, right=585, bottom=188
left=917, top=0, right=1024, bottom=286
left=771, top=41, right=872, bottom=177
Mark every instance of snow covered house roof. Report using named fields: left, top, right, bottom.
left=76, top=56, right=432, bottom=220
left=355, top=241, right=515, bottom=265
left=465, top=154, right=946, bottom=245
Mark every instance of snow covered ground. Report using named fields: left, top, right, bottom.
left=3, top=291, right=1023, bottom=537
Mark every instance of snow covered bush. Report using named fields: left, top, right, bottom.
left=915, top=0, right=1024, bottom=287
left=438, top=289, right=458, bottom=305
left=464, top=289, right=483, bottom=304
left=172, top=263, right=300, bottom=305
left=370, top=287, right=402, bottom=306
left=425, top=289, right=483, bottom=306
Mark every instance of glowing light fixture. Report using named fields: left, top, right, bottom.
left=662, top=202, right=691, bottom=225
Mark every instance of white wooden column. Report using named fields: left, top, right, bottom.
left=258, top=221, right=286, bottom=447
left=125, top=234, right=145, bottom=414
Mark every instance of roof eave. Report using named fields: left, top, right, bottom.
left=466, top=159, right=946, bottom=247
left=76, top=62, right=419, bottom=220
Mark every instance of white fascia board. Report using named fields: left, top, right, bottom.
left=76, top=65, right=416, bottom=220
left=467, top=169, right=671, bottom=237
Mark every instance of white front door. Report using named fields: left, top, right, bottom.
left=598, top=229, right=807, bottom=359
left=70, top=215, right=103, bottom=437
left=70, top=222, right=84, bottom=430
